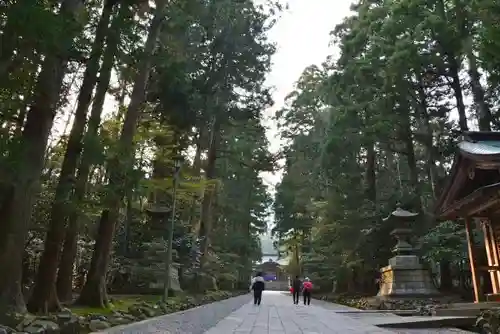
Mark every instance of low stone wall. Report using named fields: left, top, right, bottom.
left=0, top=291, right=247, bottom=334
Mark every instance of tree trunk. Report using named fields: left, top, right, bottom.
left=123, top=194, right=133, bottom=256
left=440, top=260, right=453, bottom=291
left=434, top=0, right=468, bottom=132
left=365, top=142, right=376, bottom=202
left=416, top=77, right=439, bottom=198
left=239, top=189, right=253, bottom=287
left=151, top=134, right=171, bottom=207
left=401, top=111, right=422, bottom=213
left=0, top=0, right=84, bottom=313
left=465, top=37, right=492, bottom=131
left=198, top=116, right=220, bottom=268
left=0, top=0, right=24, bottom=81
left=77, top=2, right=166, bottom=307
left=449, top=59, right=468, bottom=132
left=56, top=217, right=78, bottom=303
left=294, top=243, right=301, bottom=276
left=347, top=269, right=356, bottom=294
left=14, top=54, right=40, bottom=136
left=77, top=210, right=115, bottom=307
left=27, top=0, right=115, bottom=313
left=188, top=130, right=204, bottom=234
left=56, top=3, right=129, bottom=301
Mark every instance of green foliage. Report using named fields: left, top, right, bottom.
left=420, top=221, right=468, bottom=264
left=0, top=0, right=279, bottom=311
left=272, top=0, right=500, bottom=293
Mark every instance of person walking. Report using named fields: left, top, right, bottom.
left=250, top=272, right=265, bottom=305
left=302, top=277, right=313, bottom=305
left=291, top=275, right=302, bottom=305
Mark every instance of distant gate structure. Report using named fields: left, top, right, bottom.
left=254, top=258, right=288, bottom=291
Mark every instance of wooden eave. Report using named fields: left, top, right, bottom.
left=460, top=151, right=500, bottom=163
left=435, top=131, right=500, bottom=219
left=434, top=153, right=463, bottom=214
left=438, top=183, right=500, bottom=220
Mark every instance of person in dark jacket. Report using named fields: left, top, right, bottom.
left=291, top=275, right=302, bottom=304
left=250, top=272, right=265, bottom=305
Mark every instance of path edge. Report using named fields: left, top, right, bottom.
left=91, top=292, right=251, bottom=333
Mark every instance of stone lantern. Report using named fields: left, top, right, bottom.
left=133, top=203, right=182, bottom=294
left=377, top=207, right=438, bottom=298
left=146, top=203, right=171, bottom=232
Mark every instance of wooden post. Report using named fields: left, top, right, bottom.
left=487, top=221, right=500, bottom=290
left=466, top=218, right=481, bottom=302
left=482, top=219, right=499, bottom=293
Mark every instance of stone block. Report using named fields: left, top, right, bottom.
left=388, top=255, right=421, bottom=268
left=377, top=267, right=438, bottom=297
left=146, top=264, right=182, bottom=292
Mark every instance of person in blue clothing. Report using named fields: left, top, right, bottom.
left=250, top=272, right=265, bottom=305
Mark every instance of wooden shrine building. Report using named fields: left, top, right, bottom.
left=255, top=258, right=286, bottom=281
left=435, top=131, right=500, bottom=302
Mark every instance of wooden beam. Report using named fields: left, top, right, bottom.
left=467, top=197, right=500, bottom=216
left=476, top=162, right=500, bottom=169
left=439, top=190, right=500, bottom=220
left=439, top=157, right=469, bottom=211
left=481, top=219, right=499, bottom=293
left=478, top=265, right=500, bottom=271
left=488, top=221, right=500, bottom=290
left=465, top=218, right=481, bottom=302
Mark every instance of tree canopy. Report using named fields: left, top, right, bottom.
left=0, top=0, right=281, bottom=314
left=273, top=0, right=500, bottom=294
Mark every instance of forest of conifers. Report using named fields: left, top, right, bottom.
left=0, top=0, right=279, bottom=314
left=272, top=0, right=500, bottom=296
left=1, top=0, right=499, bottom=320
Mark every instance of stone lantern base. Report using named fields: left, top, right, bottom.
left=130, top=237, right=183, bottom=294
left=377, top=255, right=439, bottom=298
left=147, top=263, right=182, bottom=292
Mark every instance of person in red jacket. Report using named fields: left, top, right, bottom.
left=302, top=277, right=313, bottom=305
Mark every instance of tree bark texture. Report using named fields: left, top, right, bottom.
left=27, top=0, right=115, bottom=313
left=56, top=4, right=128, bottom=302
left=77, top=3, right=165, bottom=306
left=0, top=0, right=85, bottom=313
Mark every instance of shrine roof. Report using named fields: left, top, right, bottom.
left=459, top=140, right=500, bottom=155
left=435, top=131, right=500, bottom=220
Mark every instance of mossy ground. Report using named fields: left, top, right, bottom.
left=69, top=295, right=163, bottom=315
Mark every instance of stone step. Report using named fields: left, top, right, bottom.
left=444, top=301, right=500, bottom=309
left=386, top=329, right=475, bottom=333
left=433, top=302, right=500, bottom=317
left=487, top=293, right=500, bottom=301
left=336, top=309, right=419, bottom=316
left=433, top=307, right=483, bottom=317
left=373, top=316, right=476, bottom=329
left=343, top=311, right=475, bottom=329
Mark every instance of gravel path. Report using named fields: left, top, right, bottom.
left=101, top=293, right=252, bottom=334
